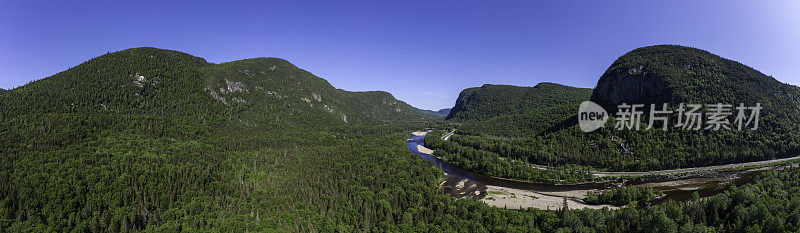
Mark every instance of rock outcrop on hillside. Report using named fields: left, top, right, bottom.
left=591, top=64, right=678, bottom=112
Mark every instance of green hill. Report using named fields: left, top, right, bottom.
left=579, top=45, right=800, bottom=170
left=201, top=57, right=438, bottom=127
left=0, top=47, right=434, bottom=126
left=592, top=45, right=800, bottom=114
left=0, top=48, right=219, bottom=119
left=447, top=83, right=592, bottom=121
left=445, top=83, right=592, bottom=137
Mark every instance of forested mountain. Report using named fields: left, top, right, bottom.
left=447, top=83, right=592, bottom=121
left=203, top=57, right=439, bottom=126
left=0, top=47, right=435, bottom=126
left=417, top=108, right=450, bottom=117
left=583, top=45, right=800, bottom=169
left=589, top=45, right=800, bottom=149
left=0, top=48, right=220, bottom=120
left=592, top=45, right=800, bottom=114
left=445, top=83, right=592, bottom=137
left=432, top=45, right=800, bottom=173
left=0, top=47, right=443, bottom=231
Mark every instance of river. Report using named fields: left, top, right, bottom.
left=407, top=132, right=791, bottom=204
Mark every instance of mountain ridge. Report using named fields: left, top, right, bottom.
left=447, top=82, right=592, bottom=121
left=444, top=82, right=592, bottom=137
left=0, top=47, right=436, bottom=126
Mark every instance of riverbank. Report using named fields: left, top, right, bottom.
left=416, top=145, right=434, bottom=154
left=482, top=185, right=618, bottom=210
left=411, top=131, right=428, bottom=136
left=438, top=166, right=619, bottom=210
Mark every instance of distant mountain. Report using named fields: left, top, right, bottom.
left=445, top=83, right=592, bottom=136
left=447, top=83, right=592, bottom=121
left=0, top=47, right=435, bottom=126
left=417, top=108, right=450, bottom=117
left=202, top=57, right=438, bottom=125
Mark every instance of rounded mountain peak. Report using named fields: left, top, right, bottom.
left=590, top=44, right=784, bottom=112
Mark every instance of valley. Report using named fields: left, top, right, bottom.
left=6, top=1, right=800, bottom=231
left=4, top=45, right=800, bottom=232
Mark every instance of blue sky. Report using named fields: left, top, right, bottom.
left=1, top=1, right=798, bottom=110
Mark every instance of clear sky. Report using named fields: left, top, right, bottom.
left=2, top=1, right=799, bottom=110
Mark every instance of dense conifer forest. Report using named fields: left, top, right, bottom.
left=6, top=113, right=800, bottom=232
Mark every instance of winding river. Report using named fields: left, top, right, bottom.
left=407, top=132, right=791, bottom=203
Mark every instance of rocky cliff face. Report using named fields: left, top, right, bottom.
left=445, top=87, right=480, bottom=120
left=590, top=63, right=679, bottom=112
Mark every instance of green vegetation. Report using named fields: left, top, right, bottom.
left=0, top=48, right=447, bottom=231
left=13, top=109, right=781, bottom=232
left=1, top=48, right=221, bottom=120
left=584, top=186, right=663, bottom=206
left=5, top=46, right=800, bottom=232
left=439, top=45, right=800, bottom=172
left=447, top=83, right=592, bottom=122
left=592, top=45, right=800, bottom=114
left=0, top=48, right=436, bottom=128
left=447, top=83, right=592, bottom=137
left=202, top=57, right=441, bottom=126
left=432, top=126, right=800, bottom=171
left=424, top=131, right=595, bottom=183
